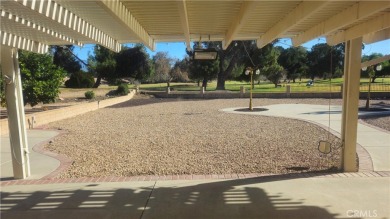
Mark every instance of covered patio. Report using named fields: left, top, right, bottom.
left=1, top=0, right=389, bottom=180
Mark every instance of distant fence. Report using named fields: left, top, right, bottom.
left=148, top=84, right=390, bottom=99
left=287, top=82, right=390, bottom=93
left=290, top=84, right=342, bottom=93
left=360, top=81, right=390, bottom=92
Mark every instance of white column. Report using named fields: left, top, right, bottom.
left=341, top=37, right=362, bottom=172
left=1, top=46, right=30, bottom=179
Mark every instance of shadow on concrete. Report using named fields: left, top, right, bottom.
left=0, top=177, right=14, bottom=181
left=301, top=108, right=390, bottom=117
left=370, top=102, right=390, bottom=107
left=300, top=110, right=342, bottom=115
left=0, top=175, right=344, bottom=219
left=234, top=107, right=269, bottom=112
left=358, top=106, right=390, bottom=120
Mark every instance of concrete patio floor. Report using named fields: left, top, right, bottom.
left=1, top=176, right=389, bottom=219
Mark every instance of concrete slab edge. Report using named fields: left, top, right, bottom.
left=1, top=171, right=389, bottom=187
left=31, top=129, right=73, bottom=180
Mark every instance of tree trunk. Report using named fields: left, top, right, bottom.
left=216, top=52, right=226, bottom=90
left=93, top=75, right=102, bottom=88
left=216, top=52, right=239, bottom=90
left=216, top=74, right=226, bottom=90
left=202, top=78, right=208, bottom=90
left=371, top=76, right=376, bottom=83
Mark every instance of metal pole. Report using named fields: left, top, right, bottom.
left=366, top=77, right=371, bottom=109
left=249, top=72, right=253, bottom=111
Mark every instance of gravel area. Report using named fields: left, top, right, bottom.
left=360, top=101, right=390, bottom=131
left=362, top=116, right=390, bottom=132
left=45, top=95, right=389, bottom=178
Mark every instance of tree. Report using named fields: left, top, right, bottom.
left=18, top=50, right=66, bottom=107
left=230, top=64, right=246, bottom=81
left=262, top=64, right=285, bottom=87
left=257, top=45, right=285, bottom=87
left=307, top=43, right=344, bottom=79
left=381, top=61, right=390, bottom=82
left=216, top=42, right=240, bottom=90
left=50, top=45, right=81, bottom=75
left=240, top=42, right=284, bottom=86
left=115, top=45, right=153, bottom=82
left=170, top=58, right=190, bottom=82
left=187, top=50, right=219, bottom=89
left=151, top=52, right=173, bottom=84
left=189, top=41, right=256, bottom=90
left=89, top=45, right=116, bottom=87
left=361, top=53, right=390, bottom=82
left=88, top=44, right=153, bottom=87
left=278, top=46, right=308, bottom=82
left=201, top=41, right=255, bottom=90
left=64, top=71, right=95, bottom=88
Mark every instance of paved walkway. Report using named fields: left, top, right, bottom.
left=222, top=104, right=390, bottom=172
left=1, top=130, right=60, bottom=180
left=1, top=104, right=389, bottom=219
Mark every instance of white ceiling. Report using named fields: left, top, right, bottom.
left=1, top=0, right=389, bottom=53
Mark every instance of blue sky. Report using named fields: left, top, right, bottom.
left=73, top=38, right=390, bottom=62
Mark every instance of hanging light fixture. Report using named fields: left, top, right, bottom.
left=193, top=48, right=218, bottom=60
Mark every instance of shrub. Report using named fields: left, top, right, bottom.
left=84, top=91, right=95, bottom=99
left=65, top=71, right=95, bottom=88
left=0, top=68, right=6, bottom=107
left=116, top=83, right=129, bottom=96
left=19, top=51, right=66, bottom=107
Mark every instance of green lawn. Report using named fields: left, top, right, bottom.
left=135, top=78, right=390, bottom=93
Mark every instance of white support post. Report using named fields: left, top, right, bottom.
left=1, top=46, right=30, bottom=179
left=341, top=37, right=362, bottom=172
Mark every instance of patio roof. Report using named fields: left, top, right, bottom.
left=1, top=0, right=389, bottom=53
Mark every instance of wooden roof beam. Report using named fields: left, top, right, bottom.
left=292, top=1, right=390, bottom=46
left=98, top=0, right=155, bottom=51
left=361, top=54, right=390, bottom=68
left=223, top=1, right=257, bottom=50
left=257, top=1, right=328, bottom=48
left=363, top=28, right=390, bottom=45
left=177, top=0, right=191, bottom=51
left=327, top=13, right=390, bottom=46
